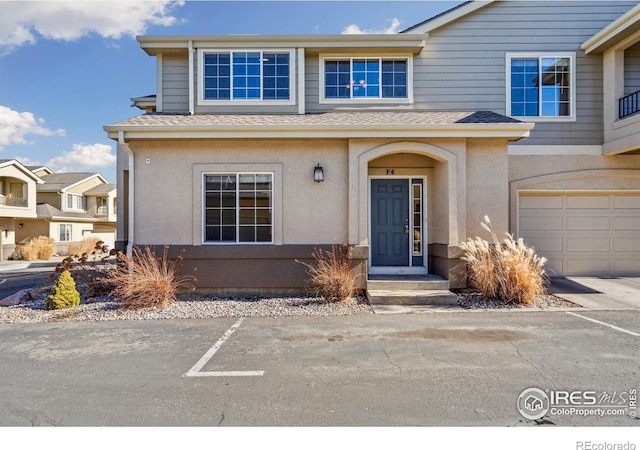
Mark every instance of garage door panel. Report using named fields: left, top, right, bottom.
left=566, top=259, right=611, bottom=274
left=614, top=238, right=640, bottom=252
left=524, top=237, right=563, bottom=253
left=566, top=237, right=610, bottom=252
left=613, top=195, right=640, bottom=209
left=519, top=216, right=563, bottom=231
left=519, top=196, right=563, bottom=209
left=566, top=216, right=610, bottom=231
left=613, top=216, right=640, bottom=231
left=613, top=260, right=640, bottom=273
left=566, top=195, right=610, bottom=209
left=518, top=192, right=640, bottom=276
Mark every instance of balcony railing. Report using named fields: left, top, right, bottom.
left=0, top=196, right=27, bottom=207
left=619, top=90, right=640, bottom=119
left=97, top=206, right=108, bottom=215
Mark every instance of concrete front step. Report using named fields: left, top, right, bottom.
left=367, top=275, right=449, bottom=291
left=367, top=289, right=459, bottom=306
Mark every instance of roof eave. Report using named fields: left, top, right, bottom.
left=137, top=34, right=427, bottom=56
left=582, top=4, right=640, bottom=54
left=105, top=122, right=534, bottom=141
left=402, top=1, right=494, bottom=34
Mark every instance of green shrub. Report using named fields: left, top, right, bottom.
left=460, top=216, right=548, bottom=305
left=47, top=270, right=81, bottom=310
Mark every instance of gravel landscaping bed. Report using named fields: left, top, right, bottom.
left=0, top=288, right=580, bottom=324
left=0, top=293, right=374, bottom=324
left=456, top=290, right=579, bottom=310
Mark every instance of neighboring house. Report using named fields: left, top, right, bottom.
left=104, top=0, right=640, bottom=294
left=0, top=159, right=43, bottom=260
left=15, top=172, right=117, bottom=254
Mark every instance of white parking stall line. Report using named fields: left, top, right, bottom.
left=566, top=312, right=640, bottom=337
left=183, top=317, right=265, bottom=377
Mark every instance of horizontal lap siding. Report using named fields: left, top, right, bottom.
left=412, top=1, right=636, bottom=146
left=162, top=55, right=189, bottom=113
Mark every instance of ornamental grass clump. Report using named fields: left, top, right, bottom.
left=21, top=236, right=55, bottom=261
left=46, top=270, right=81, bottom=310
left=298, top=244, right=359, bottom=303
left=110, top=246, right=195, bottom=310
left=460, top=216, right=548, bottom=305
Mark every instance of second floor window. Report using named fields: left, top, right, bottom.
left=202, top=51, right=291, bottom=101
left=323, top=57, right=409, bottom=101
left=66, top=193, right=85, bottom=210
left=507, top=53, right=575, bottom=119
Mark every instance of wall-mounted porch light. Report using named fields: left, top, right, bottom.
left=314, top=163, right=324, bottom=183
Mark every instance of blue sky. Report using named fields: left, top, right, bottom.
left=0, top=0, right=462, bottom=182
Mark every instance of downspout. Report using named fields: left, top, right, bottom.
left=118, top=130, right=134, bottom=257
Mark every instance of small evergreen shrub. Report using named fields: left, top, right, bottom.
left=460, top=216, right=548, bottom=305
left=47, top=270, right=81, bottom=310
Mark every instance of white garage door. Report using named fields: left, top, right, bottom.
left=518, top=192, right=640, bottom=276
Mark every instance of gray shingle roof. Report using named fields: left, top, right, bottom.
left=84, top=183, right=116, bottom=195
left=36, top=203, right=96, bottom=221
left=107, top=110, right=523, bottom=128
left=37, top=173, right=98, bottom=192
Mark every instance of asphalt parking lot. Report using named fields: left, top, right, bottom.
left=0, top=309, right=638, bottom=427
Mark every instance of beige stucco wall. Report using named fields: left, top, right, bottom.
left=129, top=139, right=350, bottom=246
left=0, top=164, right=38, bottom=219
left=37, top=192, right=61, bottom=210
left=466, top=139, right=509, bottom=239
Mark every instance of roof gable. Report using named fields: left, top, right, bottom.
left=37, top=172, right=107, bottom=192
left=401, top=0, right=494, bottom=34
left=0, top=159, right=44, bottom=183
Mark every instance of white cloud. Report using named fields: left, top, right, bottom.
left=0, top=0, right=184, bottom=53
left=342, top=17, right=402, bottom=35
left=0, top=105, right=65, bottom=150
left=46, top=143, right=116, bottom=173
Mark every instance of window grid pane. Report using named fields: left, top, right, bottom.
left=510, top=56, right=570, bottom=117
left=203, top=51, right=290, bottom=101
left=325, top=58, right=408, bottom=99
left=204, top=173, right=273, bottom=243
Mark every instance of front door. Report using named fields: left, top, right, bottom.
left=371, top=179, right=409, bottom=266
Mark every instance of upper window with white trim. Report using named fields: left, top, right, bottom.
left=320, top=56, right=411, bottom=103
left=507, top=53, right=575, bottom=120
left=199, top=50, right=293, bottom=104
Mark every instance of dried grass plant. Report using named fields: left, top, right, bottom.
left=67, top=236, right=104, bottom=257
left=298, top=244, right=359, bottom=303
left=460, top=216, right=548, bottom=305
left=110, top=246, right=196, bottom=310
left=20, top=236, right=55, bottom=261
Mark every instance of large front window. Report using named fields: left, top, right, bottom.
left=201, top=50, right=291, bottom=102
left=204, top=173, right=273, bottom=243
left=323, top=57, right=409, bottom=101
left=507, top=53, right=574, bottom=119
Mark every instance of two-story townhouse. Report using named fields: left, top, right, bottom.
left=0, top=159, right=43, bottom=260
left=16, top=172, right=117, bottom=254
left=104, top=0, right=640, bottom=295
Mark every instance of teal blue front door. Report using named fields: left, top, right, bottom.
left=371, top=179, right=410, bottom=266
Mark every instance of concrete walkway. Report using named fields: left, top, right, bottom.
left=548, top=276, right=640, bottom=311
left=0, top=257, right=65, bottom=272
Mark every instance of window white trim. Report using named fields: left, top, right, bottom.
left=59, top=223, right=72, bottom=242
left=198, top=169, right=281, bottom=246
left=197, top=48, right=296, bottom=106
left=319, top=54, right=413, bottom=105
left=506, top=52, right=576, bottom=122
